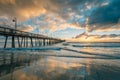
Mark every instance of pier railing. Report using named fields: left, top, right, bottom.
left=0, top=26, right=49, bottom=38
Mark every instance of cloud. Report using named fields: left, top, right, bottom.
left=75, top=32, right=88, bottom=38
left=88, top=0, right=120, bottom=25
left=63, top=0, right=120, bottom=32
left=99, top=34, right=120, bottom=39
left=75, top=32, right=120, bottom=39
left=73, top=32, right=120, bottom=42
left=0, top=0, right=60, bottom=20
left=34, top=13, right=82, bottom=32
left=0, top=0, right=120, bottom=33
left=85, top=23, right=120, bottom=32
left=0, top=0, right=83, bottom=32
left=17, top=25, right=34, bottom=32
left=87, top=0, right=120, bottom=32
left=0, top=17, right=14, bottom=28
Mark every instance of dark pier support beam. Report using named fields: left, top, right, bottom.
left=47, top=39, right=49, bottom=45
left=43, top=39, right=45, bottom=46
left=4, top=36, right=8, bottom=48
left=35, top=38, right=36, bottom=47
left=48, top=39, right=50, bottom=45
left=49, top=39, right=52, bottom=45
left=26, top=37, right=28, bottom=47
left=17, top=37, right=21, bottom=48
left=21, top=37, right=24, bottom=47
left=49, top=39, right=50, bottom=45
left=40, top=39, right=42, bottom=46
left=24, top=37, right=26, bottom=47
left=30, top=38, right=33, bottom=47
left=12, top=36, right=15, bottom=48
left=37, top=38, right=38, bottom=46
left=50, top=39, right=52, bottom=45
left=35, top=38, right=37, bottom=47
left=39, top=39, right=42, bottom=46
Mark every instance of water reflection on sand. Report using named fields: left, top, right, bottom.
left=0, top=46, right=120, bottom=80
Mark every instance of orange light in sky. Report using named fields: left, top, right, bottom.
left=68, top=35, right=120, bottom=42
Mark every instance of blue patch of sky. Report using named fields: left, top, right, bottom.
left=67, top=13, right=85, bottom=25
left=19, top=18, right=34, bottom=26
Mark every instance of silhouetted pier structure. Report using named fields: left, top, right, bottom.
left=0, top=26, right=64, bottom=48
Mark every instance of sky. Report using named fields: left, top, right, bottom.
left=0, top=0, right=120, bottom=42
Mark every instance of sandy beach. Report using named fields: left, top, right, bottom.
left=0, top=42, right=120, bottom=80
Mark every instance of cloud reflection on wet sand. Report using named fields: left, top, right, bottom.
left=0, top=43, right=120, bottom=80
left=12, top=56, right=85, bottom=80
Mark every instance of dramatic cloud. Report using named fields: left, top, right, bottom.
left=73, top=32, right=120, bottom=42
left=17, top=25, right=34, bottom=32
left=87, top=0, right=120, bottom=32
left=0, top=0, right=120, bottom=40
left=0, top=0, right=49, bottom=20
left=0, top=17, right=14, bottom=28
left=0, top=0, right=82, bottom=31
left=89, top=0, right=120, bottom=25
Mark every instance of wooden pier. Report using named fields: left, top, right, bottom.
left=0, top=26, right=64, bottom=48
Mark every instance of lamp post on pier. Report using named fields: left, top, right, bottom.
left=11, top=17, right=17, bottom=48
left=13, top=17, right=17, bottom=32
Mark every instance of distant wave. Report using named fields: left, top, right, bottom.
left=38, top=54, right=120, bottom=59
left=62, top=48, right=120, bottom=59
left=72, top=45, right=120, bottom=47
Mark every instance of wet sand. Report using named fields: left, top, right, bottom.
left=0, top=42, right=120, bottom=80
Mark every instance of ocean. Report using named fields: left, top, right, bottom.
left=0, top=42, right=120, bottom=80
